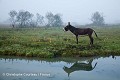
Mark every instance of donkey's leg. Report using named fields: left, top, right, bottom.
left=91, top=31, right=94, bottom=45
left=89, top=35, right=94, bottom=45
left=76, top=35, right=78, bottom=44
left=88, top=35, right=91, bottom=44
left=91, top=37, right=94, bottom=44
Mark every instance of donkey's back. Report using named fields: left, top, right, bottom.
left=75, top=28, right=94, bottom=35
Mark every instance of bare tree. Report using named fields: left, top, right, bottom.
left=53, top=14, right=63, bottom=27
left=45, top=12, right=55, bottom=27
left=28, top=19, right=37, bottom=27
left=45, top=12, right=63, bottom=27
left=9, top=10, right=17, bottom=28
left=16, top=10, right=33, bottom=27
left=91, top=11, right=105, bottom=26
left=36, top=13, right=44, bottom=26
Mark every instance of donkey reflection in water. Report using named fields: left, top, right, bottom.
left=63, top=59, right=97, bottom=77
left=64, top=22, right=98, bottom=45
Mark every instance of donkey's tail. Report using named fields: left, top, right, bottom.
left=93, top=30, right=98, bottom=38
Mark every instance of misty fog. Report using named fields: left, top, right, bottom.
left=0, top=0, right=120, bottom=24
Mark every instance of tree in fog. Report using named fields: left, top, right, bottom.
left=9, top=10, right=17, bottom=28
left=45, top=12, right=55, bottom=27
left=27, top=19, right=37, bottom=27
left=45, top=12, right=63, bottom=27
left=16, top=10, right=33, bottom=27
left=91, top=11, right=105, bottom=26
left=53, top=14, right=63, bottom=27
left=36, top=13, right=44, bottom=26
left=8, top=10, right=63, bottom=27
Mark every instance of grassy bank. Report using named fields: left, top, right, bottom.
left=0, top=27, right=120, bottom=58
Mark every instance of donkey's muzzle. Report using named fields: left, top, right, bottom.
left=64, top=27, right=68, bottom=31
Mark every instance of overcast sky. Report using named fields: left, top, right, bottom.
left=0, top=0, right=120, bottom=24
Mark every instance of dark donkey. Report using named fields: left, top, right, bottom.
left=64, top=22, right=98, bottom=45
left=63, top=59, right=97, bottom=77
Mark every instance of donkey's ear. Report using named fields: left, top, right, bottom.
left=68, top=22, right=70, bottom=25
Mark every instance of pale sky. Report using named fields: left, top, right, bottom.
left=0, top=0, right=120, bottom=24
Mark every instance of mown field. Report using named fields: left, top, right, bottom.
left=0, top=26, right=120, bottom=58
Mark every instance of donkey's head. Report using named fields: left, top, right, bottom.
left=64, top=22, right=71, bottom=31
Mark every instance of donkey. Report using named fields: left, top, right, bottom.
left=63, top=59, right=97, bottom=77
left=64, top=22, right=98, bottom=45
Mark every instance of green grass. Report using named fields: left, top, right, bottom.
left=0, top=27, right=120, bottom=58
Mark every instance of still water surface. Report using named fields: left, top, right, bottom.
left=0, top=56, right=120, bottom=80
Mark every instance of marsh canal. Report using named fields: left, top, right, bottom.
left=0, top=56, right=120, bottom=80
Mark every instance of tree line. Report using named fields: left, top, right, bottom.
left=9, top=10, right=63, bottom=28
left=9, top=10, right=105, bottom=28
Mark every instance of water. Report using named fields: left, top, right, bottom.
left=0, top=56, right=120, bottom=80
